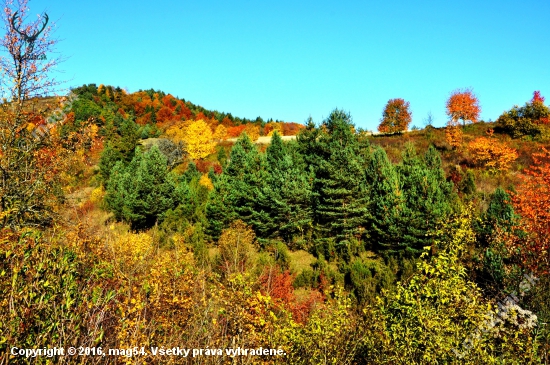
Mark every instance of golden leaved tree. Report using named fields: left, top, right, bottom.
left=166, top=119, right=216, bottom=159
left=467, top=130, right=518, bottom=171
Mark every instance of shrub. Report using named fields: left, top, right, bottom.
left=467, top=131, right=518, bottom=171
left=495, top=92, right=550, bottom=138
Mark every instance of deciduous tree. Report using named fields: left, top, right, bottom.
left=446, top=88, right=481, bottom=127
left=378, top=98, right=412, bottom=133
left=496, top=91, right=550, bottom=138
left=167, top=119, right=216, bottom=159
left=0, top=1, right=84, bottom=227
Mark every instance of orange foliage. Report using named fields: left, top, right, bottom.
left=282, top=122, right=305, bottom=136
left=445, top=125, right=463, bottom=149
left=116, top=108, right=127, bottom=118
left=467, top=130, right=518, bottom=171
left=156, top=106, right=176, bottom=124
left=446, top=88, right=481, bottom=126
left=221, top=116, right=235, bottom=127
left=378, top=98, right=412, bottom=133
left=195, top=111, right=208, bottom=120
left=135, top=112, right=152, bottom=125
left=259, top=265, right=324, bottom=324
left=508, top=148, right=550, bottom=275
left=227, top=125, right=246, bottom=138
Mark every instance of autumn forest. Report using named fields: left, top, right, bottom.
left=1, top=1, right=550, bottom=364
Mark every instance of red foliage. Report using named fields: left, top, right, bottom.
left=156, top=106, right=175, bottom=124
left=221, top=116, right=234, bottom=128
left=179, top=104, right=193, bottom=120
left=448, top=167, right=462, bottom=186
left=212, top=163, right=222, bottom=174
left=194, top=159, right=212, bottom=173
left=162, top=94, right=178, bottom=108
left=258, top=265, right=325, bottom=324
left=291, top=291, right=324, bottom=324
left=260, top=267, right=295, bottom=307
left=532, top=90, right=545, bottom=104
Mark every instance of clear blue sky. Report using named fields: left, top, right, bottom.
left=17, top=0, right=550, bottom=130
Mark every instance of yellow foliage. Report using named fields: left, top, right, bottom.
left=468, top=132, right=518, bottom=171
left=89, top=186, right=105, bottom=204
left=243, top=124, right=260, bottom=141
left=166, top=119, right=216, bottom=159
left=110, top=231, right=154, bottom=271
left=213, top=124, right=228, bottom=140
left=199, top=173, right=214, bottom=190
left=266, top=122, right=283, bottom=136
left=274, top=287, right=361, bottom=363
left=445, top=125, right=463, bottom=149
left=217, top=220, right=256, bottom=277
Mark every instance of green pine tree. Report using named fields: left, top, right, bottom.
left=365, top=146, right=405, bottom=253
left=255, top=131, right=313, bottom=244
left=105, top=146, right=179, bottom=229
left=206, top=134, right=267, bottom=239
left=99, top=142, right=124, bottom=184
left=398, top=144, right=455, bottom=254
left=310, top=110, right=370, bottom=257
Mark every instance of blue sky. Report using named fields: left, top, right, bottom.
left=13, top=0, right=550, bottom=130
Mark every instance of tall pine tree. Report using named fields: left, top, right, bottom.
left=206, top=134, right=267, bottom=239
left=308, top=110, right=370, bottom=256
left=365, top=146, right=405, bottom=252
left=254, top=132, right=313, bottom=243
left=398, top=144, right=455, bottom=254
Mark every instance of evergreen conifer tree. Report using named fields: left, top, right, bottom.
left=105, top=146, right=179, bottom=229
left=310, top=110, right=369, bottom=253
left=255, top=132, right=313, bottom=243
left=365, top=146, right=405, bottom=252
left=398, top=144, right=454, bottom=253
left=206, top=134, right=267, bottom=239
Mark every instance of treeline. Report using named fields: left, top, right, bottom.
left=67, top=83, right=303, bottom=139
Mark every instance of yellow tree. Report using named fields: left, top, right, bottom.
left=243, top=123, right=260, bottom=141
left=213, top=124, right=227, bottom=141
left=168, top=119, right=216, bottom=160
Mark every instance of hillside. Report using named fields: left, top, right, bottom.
left=3, top=84, right=550, bottom=364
